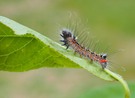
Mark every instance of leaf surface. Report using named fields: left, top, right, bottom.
left=0, top=16, right=117, bottom=81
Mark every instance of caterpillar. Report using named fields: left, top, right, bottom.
left=60, top=29, right=108, bottom=69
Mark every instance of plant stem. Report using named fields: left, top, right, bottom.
left=105, top=69, right=130, bottom=98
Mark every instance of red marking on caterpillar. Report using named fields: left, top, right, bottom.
left=60, top=29, right=108, bottom=69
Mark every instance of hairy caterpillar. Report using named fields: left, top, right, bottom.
left=60, top=29, right=108, bottom=69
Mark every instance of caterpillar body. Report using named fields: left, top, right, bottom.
left=60, top=29, right=108, bottom=69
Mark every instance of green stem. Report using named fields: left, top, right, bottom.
left=105, top=69, right=130, bottom=98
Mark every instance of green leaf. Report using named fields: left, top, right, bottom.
left=0, top=16, right=112, bottom=79
left=0, top=16, right=130, bottom=98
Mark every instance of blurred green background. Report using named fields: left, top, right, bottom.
left=0, top=0, right=135, bottom=98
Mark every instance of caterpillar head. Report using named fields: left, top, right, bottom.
left=60, top=30, right=72, bottom=39
left=60, top=30, right=73, bottom=49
